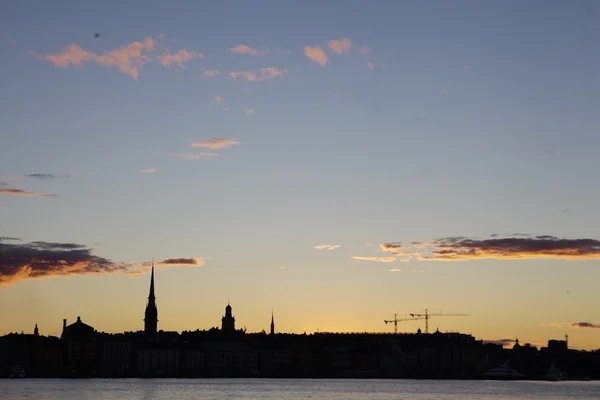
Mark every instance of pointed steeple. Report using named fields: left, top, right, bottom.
left=34, top=323, right=39, bottom=336
left=270, top=310, right=275, bottom=335
left=144, top=258, right=158, bottom=334
left=148, top=258, right=155, bottom=300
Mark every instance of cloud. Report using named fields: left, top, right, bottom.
left=418, top=235, right=600, bottom=261
left=545, top=322, right=600, bottom=329
left=463, top=65, right=472, bottom=70
left=440, top=89, right=451, bottom=95
left=157, top=49, right=203, bottom=68
left=141, top=168, right=157, bottom=173
left=380, top=243, right=401, bottom=252
left=157, top=257, right=205, bottom=267
left=570, top=322, right=600, bottom=329
left=0, top=187, right=56, bottom=197
left=0, top=182, right=7, bottom=187
left=328, top=38, right=352, bottom=55
left=367, top=61, right=375, bottom=70
left=0, top=238, right=124, bottom=286
left=389, top=268, right=403, bottom=272
left=42, top=37, right=202, bottom=79
left=352, top=256, right=398, bottom=263
left=358, top=46, right=371, bottom=56
left=228, top=45, right=267, bottom=56
left=44, top=38, right=156, bottom=79
left=0, top=238, right=208, bottom=285
left=314, top=244, right=341, bottom=250
left=24, top=174, right=69, bottom=180
left=229, top=67, right=288, bottom=82
left=202, top=68, right=221, bottom=77
left=158, top=152, right=219, bottom=160
left=244, top=109, right=256, bottom=115
left=210, top=95, right=224, bottom=106
left=304, top=46, right=328, bottom=66
left=191, top=138, right=240, bottom=149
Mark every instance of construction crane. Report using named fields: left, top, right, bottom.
left=409, top=309, right=470, bottom=334
left=384, top=314, right=424, bottom=334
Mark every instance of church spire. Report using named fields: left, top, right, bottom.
left=270, top=310, right=275, bottom=335
left=144, top=258, right=158, bottom=334
left=148, top=258, right=155, bottom=300
left=34, top=323, right=39, bottom=336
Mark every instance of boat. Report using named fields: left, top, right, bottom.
left=481, top=361, right=525, bottom=380
left=544, top=364, right=564, bottom=381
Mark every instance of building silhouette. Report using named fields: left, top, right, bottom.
left=144, top=261, right=158, bottom=335
left=270, top=311, right=275, bottom=335
left=221, top=303, right=235, bottom=334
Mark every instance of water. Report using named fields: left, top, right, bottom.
left=1, top=379, right=599, bottom=400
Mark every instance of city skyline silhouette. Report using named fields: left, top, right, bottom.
left=1, top=0, right=600, bottom=353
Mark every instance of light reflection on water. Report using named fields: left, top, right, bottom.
left=1, top=379, right=600, bottom=400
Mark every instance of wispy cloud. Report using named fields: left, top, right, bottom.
left=352, top=256, right=398, bottom=263
left=244, top=108, right=256, bottom=115
left=543, top=322, right=600, bottom=329
left=157, top=49, right=203, bottom=68
left=159, top=152, right=218, bottom=160
left=141, top=168, right=157, bottom=173
left=358, top=46, right=371, bottom=56
left=191, top=138, right=240, bottom=149
left=314, top=244, right=341, bottom=250
left=304, top=46, right=328, bottom=66
left=0, top=187, right=56, bottom=197
left=210, top=95, right=224, bottom=105
left=570, top=322, right=600, bottom=329
left=380, top=243, right=401, bottom=252
left=44, top=38, right=156, bottom=79
left=328, top=38, right=353, bottom=55
left=202, top=68, right=221, bottom=77
left=367, top=61, right=375, bottom=70
left=463, top=65, right=472, bottom=70
left=23, top=173, right=70, bottom=180
left=229, top=67, right=288, bottom=82
left=441, top=89, right=451, bottom=95
left=157, top=257, right=205, bottom=267
left=416, top=235, right=600, bottom=261
left=228, top=44, right=267, bottom=56
left=41, top=37, right=202, bottom=79
left=389, top=268, right=403, bottom=272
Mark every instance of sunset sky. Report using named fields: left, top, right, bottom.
left=1, top=0, right=599, bottom=350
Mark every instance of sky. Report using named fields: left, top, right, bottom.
left=1, top=0, right=599, bottom=350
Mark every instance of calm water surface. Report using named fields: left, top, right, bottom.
left=1, top=379, right=599, bottom=400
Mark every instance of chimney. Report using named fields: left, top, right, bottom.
left=63, top=319, right=67, bottom=328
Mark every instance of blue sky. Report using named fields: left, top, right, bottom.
left=1, top=0, right=600, bottom=348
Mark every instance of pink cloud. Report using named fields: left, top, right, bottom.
left=304, top=46, right=328, bottom=66
left=202, top=68, right=221, bottom=77
left=244, top=109, right=256, bottom=115
left=191, top=138, right=240, bottom=149
left=463, top=65, right=472, bottom=70
left=367, top=61, right=375, bottom=70
left=229, top=67, right=288, bottom=82
left=93, top=38, right=156, bottom=79
left=0, top=188, right=56, bottom=197
left=358, top=46, right=371, bottom=56
left=157, top=49, right=203, bottom=68
left=328, top=38, right=352, bottom=55
left=228, top=44, right=267, bottom=56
